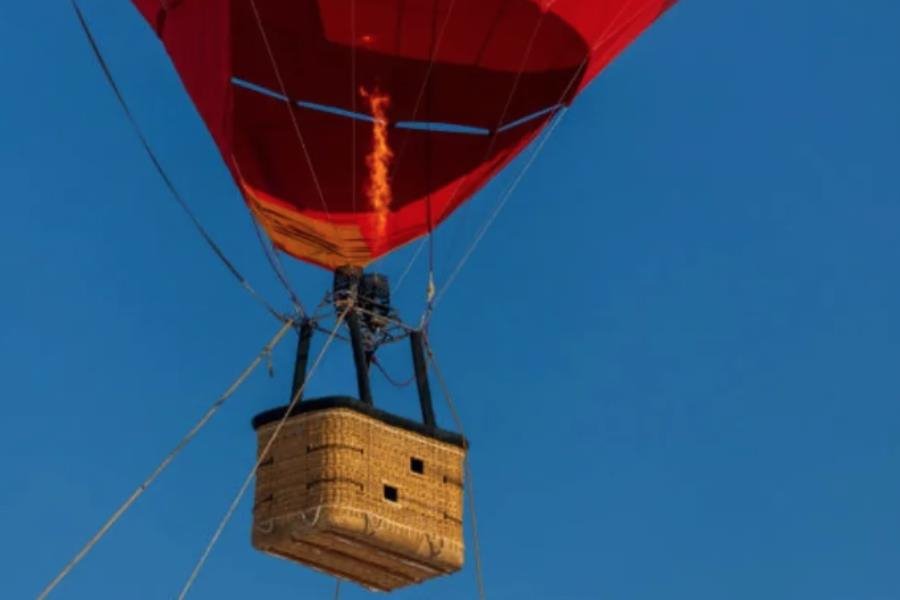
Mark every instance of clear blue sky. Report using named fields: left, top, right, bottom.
left=2, top=2, right=899, bottom=599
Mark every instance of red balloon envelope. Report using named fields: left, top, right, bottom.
left=132, top=0, right=674, bottom=270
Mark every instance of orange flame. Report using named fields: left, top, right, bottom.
left=360, top=86, right=393, bottom=238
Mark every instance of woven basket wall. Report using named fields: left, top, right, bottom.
left=252, top=406, right=466, bottom=592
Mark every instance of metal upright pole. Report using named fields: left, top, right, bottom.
left=410, top=330, right=436, bottom=428
left=333, top=265, right=373, bottom=406
left=347, top=309, right=373, bottom=405
left=290, top=320, right=314, bottom=403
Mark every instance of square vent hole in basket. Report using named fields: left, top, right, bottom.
left=383, top=484, right=399, bottom=502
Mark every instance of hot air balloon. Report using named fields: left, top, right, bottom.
left=125, top=0, right=675, bottom=592
left=131, top=0, right=674, bottom=269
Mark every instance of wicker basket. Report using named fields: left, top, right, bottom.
left=251, top=397, right=467, bottom=591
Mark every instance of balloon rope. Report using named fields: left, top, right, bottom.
left=386, top=0, right=543, bottom=304
left=393, top=238, right=429, bottom=293
left=69, top=0, right=289, bottom=323
left=231, top=157, right=307, bottom=316
left=371, top=355, right=416, bottom=388
left=426, top=7, right=551, bottom=262
left=248, top=0, right=332, bottom=220
left=389, top=3, right=547, bottom=315
left=422, top=334, right=487, bottom=600
left=369, top=0, right=458, bottom=281
left=351, top=0, right=357, bottom=213
left=36, top=318, right=297, bottom=600
left=592, top=0, right=661, bottom=54
left=386, top=0, right=460, bottom=183
left=427, top=52, right=590, bottom=318
left=426, top=0, right=654, bottom=317
left=431, top=107, right=570, bottom=312
left=177, top=309, right=350, bottom=599
left=248, top=209, right=306, bottom=315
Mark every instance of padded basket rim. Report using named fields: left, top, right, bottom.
left=251, top=396, right=468, bottom=449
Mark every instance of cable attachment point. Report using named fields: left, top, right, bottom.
left=263, top=348, right=275, bottom=378
left=332, top=265, right=395, bottom=335
left=426, top=271, right=436, bottom=304
left=332, top=266, right=363, bottom=312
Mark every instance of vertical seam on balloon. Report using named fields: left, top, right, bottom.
left=351, top=0, right=357, bottom=214
left=590, top=0, right=645, bottom=55
left=383, top=0, right=460, bottom=187
left=248, top=0, right=333, bottom=222
left=433, top=5, right=552, bottom=231
left=427, top=0, right=660, bottom=313
left=68, top=0, right=288, bottom=322
left=593, top=0, right=661, bottom=54
left=231, top=155, right=308, bottom=312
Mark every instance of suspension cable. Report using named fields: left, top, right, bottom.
left=422, top=334, right=487, bottom=600
left=431, top=107, right=570, bottom=313
left=423, top=0, right=651, bottom=320
left=387, top=0, right=459, bottom=182
left=401, top=5, right=554, bottom=320
left=70, top=0, right=288, bottom=323
left=371, top=355, right=415, bottom=388
left=177, top=309, right=349, bottom=599
left=248, top=211, right=305, bottom=316
left=350, top=0, right=357, bottom=215
left=248, top=0, right=331, bottom=220
left=426, top=55, right=593, bottom=320
left=421, top=8, right=551, bottom=275
left=368, top=0, right=459, bottom=287
left=224, top=156, right=306, bottom=316
left=393, top=238, right=429, bottom=294
left=36, top=318, right=296, bottom=600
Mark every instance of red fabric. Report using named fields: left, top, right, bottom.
left=133, top=0, right=675, bottom=269
left=131, top=0, right=160, bottom=25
